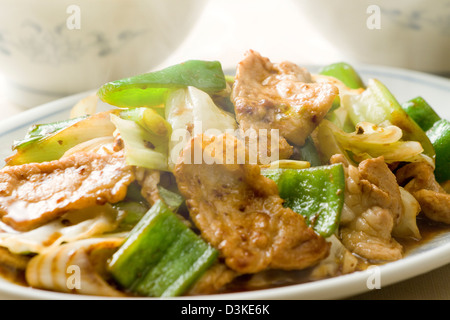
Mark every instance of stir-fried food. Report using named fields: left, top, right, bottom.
left=331, top=155, right=403, bottom=261
left=0, top=51, right=448, bottom=298
left=0, top=151, right=134, bottom=232
left=232, top=50, right=339, bottom=161
left=25, top=237, right=125, bottom=297
left=174, top=133, right=329, bottom=274
left=396, top=162, right=450, bottom=224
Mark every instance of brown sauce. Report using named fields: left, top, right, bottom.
left=0, top=264, right=27, bottom=287
left=397, top=216, right=450, bottom=254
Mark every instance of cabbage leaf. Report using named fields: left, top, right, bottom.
left=314, top=119, right=425, bottom=165
left=165, top=86, right=237, bottom=169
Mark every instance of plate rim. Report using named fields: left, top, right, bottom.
left=0, top=64, right=449, bottom=300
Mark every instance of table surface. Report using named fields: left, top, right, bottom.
left=1, top=0, right=449, bottom=300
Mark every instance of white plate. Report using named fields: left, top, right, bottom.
left=0, top=64, right=449, bottom=300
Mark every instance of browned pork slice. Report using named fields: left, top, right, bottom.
left=331, top=155, right=403, bottom=261
left=174, top=133, right=329, bottom=274
left=0, top=152, right=135, bottom=231
left=231, top=50, right=339, bottom=153
left=396, top=162, right=450, bottom=224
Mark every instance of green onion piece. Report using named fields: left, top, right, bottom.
left=108, top=200, right=218, bottom=297
left=12, top=116, right=88, bottom=151
left=6, top=111, right=116, bottom=166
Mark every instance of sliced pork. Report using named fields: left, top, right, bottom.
left=331, top=155, right=403, bottom=261
left=0, top=152, right=135, bottom=231
left=174, top=133, right=329, bottom=274
left=231, top=50, right=338, bottom=156
left=396, top=162, right=450, bottom=224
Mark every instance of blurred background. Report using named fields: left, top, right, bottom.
left=155, top=0, right=344, bottom=70
left=1, top=0, right=449, bottom=110
left=0, top=0, right=341, bottom=112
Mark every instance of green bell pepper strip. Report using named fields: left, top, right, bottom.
left=262, top=163, right=345, bottom=237
left=319, top=62, right=365, bottom=90
left=426, top=119, right=450, bottom=182
left=401, top=96, right=449, bottom=182
left=108, top=200, right=218, bottom=297
left=98, top=60, right=227, bottom=108
left=343, top=79, right=435, bottom=160
left=402, top=96, right=441, bottom=132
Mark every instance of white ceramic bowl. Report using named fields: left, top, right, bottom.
left=294, top=0, right=450, bottom=74
left=0, top=0, right=206, bottom=108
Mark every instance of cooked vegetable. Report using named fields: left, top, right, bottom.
left=26, top=237, right=125, bottom=297
left=1, top=54, right=449, bottom=299
left=314, top=120, right=425, bottom=164
left=392, top=188, right=421, bottom=240
left=262, top=164, right=345, bottom=237
left=319, top=62, right=365, bottom=90
left=70, top=94, right=98, bottom=118
left=123, top=181, right=148, bottom=203
left=98, top=60, right=227, bottom=108
left=342, top=79, right=435, bottom=159
left=324, top=103, right=356, bottom=133
left=115, top=183, right=183, bottom=231
left=61, top=136, right=115, bottom=158
left=401, top=96, right=449, bottom=182
left=6, top=111, right=117, bottom=166
left=313, top=70, right=363, bottom=134
left=0, top=204, right=121, bottom=255
left=12, top=116, right=88, bottom=151
left=427, top=119, right=450, bottom=182
left=402, top=96, right=441, bottom=132
left=157, top=185, right=184, bottom=212
left=119, top=107, right=172, bottom=137
left=108, top=200, right=218, bottom=297
left=110, top=113, right=169, bottom=171
left=297, top=136, right=322, bottom=167
left=313, top=116, right=349, bottom=165
left=210, top=75, right=235, bottom=114
left=165, top=86, right=237, bottom=169
left=261, top=159, right=310, bottom=170
left=114, top=201, right=150, bottom=231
